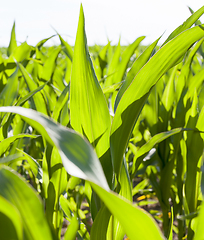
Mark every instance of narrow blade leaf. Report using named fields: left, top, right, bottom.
left=110, top=24, right=204, bottom=176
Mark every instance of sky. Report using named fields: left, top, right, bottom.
left=0, top=0, right=204, bottom=47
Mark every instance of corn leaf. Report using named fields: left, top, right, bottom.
left=194, top=108, right=204, bottom=239
left=132, top=128, right=184, bottom=176
left=193, top=200, right=204, bottom=240
left=94, top=42, right=110, bottom=80
left=90, top=205, right=111, bottom=240
left=0, top=153, right=24, bottom=164
left=0, top=195, right=23, bottom=240
left=64, top=215, right=79, bottom=240
left=178, top=38, right=204, bottom=102
left=46, top=146, right=68, bottom=237
left=168, top=207, right=174, bottom=240
left=16, top=149, right=42, bottom=178
left=0, top=66, right=18, bottom=107
left=114, top=37, right=160, bottom=110
left=161, top=67, right=176, bottom=112
left=188, top=68, right=204, bottom=98
left=0, top=106, right=109, bottom=190
left=58, top=34, right=73, bottom=61
left=40, top=46, right=61, bottom=81
left=16, top=82, right=48, bottom=107
left=113, top=159, right=132, bottom=239
left=10, top=42, right=31, bottom=63
left=185, top=93, right=203, bottom=214
left=18, top=63, right=48, bottom=114
left=162, top=5, right=204, bottom=45
left=70, top=5, right=111, bottom=162
left=110, top=24, right=204, bottom=177
left=36, top=35, right=56, bottom=49
left=105, top=40, right=121, bottom=88
left=0, top=165, right=53, bottom=240
left=7, top=22, right=17, bottom=57
left=0, top=134, right=38, bottom=157
left=90, top=182, right=164, bottom=240
left=52, top=84, right=69, bottom=121
left=112, top=36, right=145, bottom=85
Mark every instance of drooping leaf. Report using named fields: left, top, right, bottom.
left=90, top=182, right=164, bottom=240
left=0, top=106, right=109, bottom=190
left=58, top=34, right=73, bottom=61
left=132, top=128, right=184, bottom=176
left=16, top=149, right=43, bottom=178
left=0, top=133, right=39, bottom=157
left=16, top=82, right=48, bottom=107
left=162, top=5, right=204, bottom=45
left=36, top=35, right=56, bottom=49
left=0, top=153, right=24, bottom=164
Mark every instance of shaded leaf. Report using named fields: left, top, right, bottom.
left=0, top=195, right=23, bottom=240
left=0, top=166, right=53, bottom=240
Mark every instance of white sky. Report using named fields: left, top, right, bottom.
left=0, top=0, right=204, bottom=47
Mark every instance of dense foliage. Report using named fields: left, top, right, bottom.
left=1, top=4, right=204, bottom=240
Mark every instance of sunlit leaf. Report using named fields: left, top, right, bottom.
left=70, top=5, right=112, bottom=185
left=114, top=37, right=160, bottom=110
left=7, top=22, right=17, bottom=57
left=162, top=5, right=204, bottom=45
left=110, top=24, right=204, bottom=177
left=90, top=182, right=164, bottom=240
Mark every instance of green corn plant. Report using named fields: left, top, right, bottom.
left=0, top=3, right=204, bottom=240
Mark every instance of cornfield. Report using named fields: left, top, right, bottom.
left=1, top=4, right=204, bottom=240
